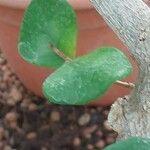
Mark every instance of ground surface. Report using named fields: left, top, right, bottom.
left=0, top=51, right=117, bottom=150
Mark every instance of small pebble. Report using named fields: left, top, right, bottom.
left=14, top=80, right=21, bottom=88
left=87, top=144, right=94, bottom=150
left=20, top=98, right=32, bottom=108
left=28, top=103, right=38, bottom=111
left=9, top=87, right=22, bottom=102
left=0, top=127, right=5, bottom=140
left=6, top=99, right=16, bottom=106
left=78, top=113, right=91, bottom=126
left=82, top=125, right=98, bottom=136
left=73, top=137, right=81, bottom=147
left=11, top=75, right=16, bottom=82
left=4, top=70, right=12, bottom=78
left=106, top=136, right=115, bottom=144
left=5, top=112, right=17, bottom=123
left=108, top=132, right=118, bottom=138
left=2, top=92, right=9, bottom=101
left=91, top=109, right=96, bottom=113
left=41, top=147, right=48, bottom=150
left=1, top=66, right=7, bottom=71
left=0, top=82, right=7, bottom=91
left=96, top=130, right=103, bottom=137
left=103, top=120, right=112, bottom=131
left=4, top=146, right=12, bottom=150
left=83, top=133, right=91, bottom=139
left=95, top=140, right=105, bottom=149
left=97, top=107, right=103, bottom=112
left=19, top=86, right=25, bottom=93
left=103, top=110, right=109, bottom=116
left=50, top=111, right=60, bottom=122
left=5, top=112, right=18, bottom=129
left=0, top=142, right=5, bottom=149
left=0, top=57, right=6, bottom=65
left=9, top=121, right=18, bottom=129
left=26, top=132, right=37, bottom=140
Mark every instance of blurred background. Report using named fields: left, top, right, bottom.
left=0, top=50, right=117, bottom=150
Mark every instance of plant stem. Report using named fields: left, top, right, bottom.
left=49, top=45, right=72, bottom=61
left=53, top=47, right=72, bottom=62
left=50, top=45, right=134, bottom=89
left=115, top=81, right=135, bottom=88
left=91, top=0, right=150, bottom=139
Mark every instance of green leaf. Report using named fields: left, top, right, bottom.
left=104, top=137, right=150, bottom=150
left=43, top=47, right=132, bottom=105
left=18, top=0, right=77, bottom=68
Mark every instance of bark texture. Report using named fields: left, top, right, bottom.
left=90, top=0, right=150, bottom=139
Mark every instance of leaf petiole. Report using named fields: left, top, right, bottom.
left=49, top=44, right=72, bottom=62
left=115, top=80, right=135, bottom=88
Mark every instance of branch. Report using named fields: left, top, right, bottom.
left=90, top=0, right=150, bottom=139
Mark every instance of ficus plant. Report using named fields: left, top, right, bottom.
left=18, top=0, right=150, bottom=149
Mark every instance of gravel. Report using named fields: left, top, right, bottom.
left=0, top=50, right=117, bottom=150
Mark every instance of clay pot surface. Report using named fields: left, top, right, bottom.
left=0, top=0, right=138, bottom=106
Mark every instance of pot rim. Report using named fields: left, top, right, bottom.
left=0, top=0, right=93, bottom=10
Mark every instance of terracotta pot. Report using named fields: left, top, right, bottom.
left=0, top=0, right=139, bottom=106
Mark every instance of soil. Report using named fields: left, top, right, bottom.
left=0, top=50, right=117, bottom=150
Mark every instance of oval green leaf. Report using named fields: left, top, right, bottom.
left=43, top=47, right=132, bottom=105
left=18, top=0, right=77, bottom=68
left=104, top=137, right=150, bottom=150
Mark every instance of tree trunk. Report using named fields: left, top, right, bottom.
left=90, top=0, right=150, bottom=139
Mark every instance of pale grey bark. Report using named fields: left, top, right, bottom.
left=90, top=0, right=150, bottom=139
